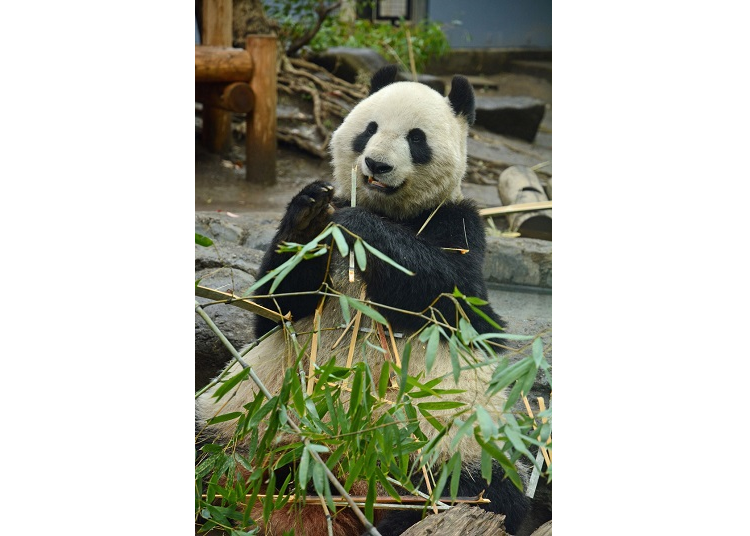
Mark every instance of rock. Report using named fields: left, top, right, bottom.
left=308, top=47, right=390, bottom=85
left=474, top=96, right=546, bottom=142
left=397, top=72, right=446, bottom=94
left=195, top=266, right=258, bottom=390
left=483, top=236, right=552, bottom=289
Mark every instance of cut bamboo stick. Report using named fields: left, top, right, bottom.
left=195, top=285, right=288, bottom=322
left=478, top=201, right=552, bottom=218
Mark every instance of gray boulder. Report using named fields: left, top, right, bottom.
left=474, top=96, right=546, bottom=142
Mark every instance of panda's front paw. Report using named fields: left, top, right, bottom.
left=282, top=180, right=335, bottom=241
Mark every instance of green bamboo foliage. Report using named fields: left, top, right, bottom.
left=196, top=223, right=551, bottom=535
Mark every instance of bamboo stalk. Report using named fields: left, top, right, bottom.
left=522, top=396, right=552, bottom=468
left=478, top=201, right=552, bottom=218
left=195, top=285, right=288, bottom=322
left=194, top=301, right=381, bottom=536
left=204, top=494, right=490, bottom=508
left=307, top=306, right=322, bottom=395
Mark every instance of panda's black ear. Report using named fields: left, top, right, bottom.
left=370, top=65, right=399, bottom=95
left=448, top=76, right=476, bottom=126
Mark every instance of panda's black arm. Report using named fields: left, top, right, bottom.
left=331, top=201, right=505, bottom=334
left=252, top=181, right=335, bottom=338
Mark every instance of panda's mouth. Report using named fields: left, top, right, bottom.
left=364, top=175, right=402, bottom=195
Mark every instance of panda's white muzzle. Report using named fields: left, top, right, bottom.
left=362, top=156, right=403, bottom=194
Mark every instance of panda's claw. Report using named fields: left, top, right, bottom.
left=284, top=180, right=336, bottom=240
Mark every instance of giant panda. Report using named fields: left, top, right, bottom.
left=196, top=65, right=531, bottom=535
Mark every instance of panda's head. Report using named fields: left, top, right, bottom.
left=330, top=65, right=476, bottom=220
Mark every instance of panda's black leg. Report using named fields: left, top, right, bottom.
left=372, top=461, right=530, bottom=536
left=454, top=461, right=531, bottom=534
left=369, top=510, right=423, bottom=536
left=252, top=181, right=336, bottom=338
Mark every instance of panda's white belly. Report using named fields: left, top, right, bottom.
left=196, top=257, right=507, bottom=462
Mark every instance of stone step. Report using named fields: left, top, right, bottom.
left=509, top=60, right=552, bottom=82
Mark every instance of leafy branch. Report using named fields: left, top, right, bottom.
left=195, top=223, right=551, bottom=534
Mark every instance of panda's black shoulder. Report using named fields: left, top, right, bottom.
left=434, top=198, right=483, bottom=224
left=417, top=199, right=486, bottom=247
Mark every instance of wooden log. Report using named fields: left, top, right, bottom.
left=201, top=105, right=234, bottom=154
left=497, top=165, right=552, bottom=240
left=245, top=35, right=278, bottom=184
left=199, top=1, right=235, bottom=154
left=195, top=82, right=254, bottom=113
left=400, top=504, right=508, bottom=536
left=201, top=0, right=232, bottom=46
left=529, top=520, right=552, bottom=536
left=195, top=46, right=252, bottom=82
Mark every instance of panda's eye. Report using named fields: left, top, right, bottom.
left=366, top=122, right=378, bottom=135
left=408, top=129, right=426, bottom=144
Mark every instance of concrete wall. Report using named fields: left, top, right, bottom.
left=428, top=0, right=552, bottom=49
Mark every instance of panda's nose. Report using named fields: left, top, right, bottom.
left=364, top=157, right=393, bottom=175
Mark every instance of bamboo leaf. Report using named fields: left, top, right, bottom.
left=362, top=240, right=415, bottom=276
left=417, top=401, right=465, bottom=411
left=206, top=412, right=243, bottom=425
left=311, top=461, right=327, bottom=505
left=343, top=454, right=367, bottom=491
left=450, top=414, right=477, bottom=450
left=476, top=436, right=523, bottom=490
left=354, top=238, right=367, bottom=271
left=449, top=335, right=460, bottom=384
left=397, top=342, right=412, bottom=402
left=449, top=451, right=462, bottom=499
left=331, top=225, right=349, bottom=257
left=480, top=442, right=493, bottom=484
left=532, top=336, right=544, bottom=367
left=433, top=464, right=450, bottom=504
left=247, top=397, right=278, bottom=430
left=366, top=477, right=376, bottom=522
left=298, top=446, right=311, bottom=488
left=344, top=295, right=388, bottom=325
left=262, top=470, right=276, bottom=522
left=425, top=325, right=440, bottom=374
left=378, top=361, right=391, bottom=399
left=504, top=417, right=536, bottom=463
left=376, top=467, right=402, bottom=502
left=338, top=294, right=351, bottom=324
left=195, top=233, right=213, bottom=247
left=212, top=367, right=251, bottom=401
left=475, top=405, right=498, bottom=440
left=459, top=317, right=480, bottom=344
left=488, top=358, right=534, bottom=397
left=467, top=302, right=505, bottom=331
left=416, top=406, right=444, bottom=431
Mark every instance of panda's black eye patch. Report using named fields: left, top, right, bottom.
left=352, top=121, right=378, bottom=154
left=408, top=129, right=425, bottom=144
left=407, top=128, right=432, bottom=165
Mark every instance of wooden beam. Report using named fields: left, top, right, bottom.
left=246, top=35, right=278, bottom=184
left=195, top=82, right=255, bottom=113
left=195, top=46, right=252, bottom=82
left=479, top=201, right=552, bottom=217
left=201, top=0, right=232, bottom=46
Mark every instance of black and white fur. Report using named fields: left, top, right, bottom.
left=196, top=65, right=530, bottom=535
